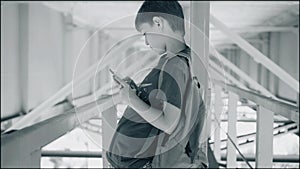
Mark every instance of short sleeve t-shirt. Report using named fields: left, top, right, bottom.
left=106, top=48, right=190, bottom=168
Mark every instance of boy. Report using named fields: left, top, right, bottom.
left=107, top=1, right=207, bottom=168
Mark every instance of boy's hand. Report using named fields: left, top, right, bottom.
left=113, top=75, right=137, bottom=105
left=123, top=76, right=134, bottom=86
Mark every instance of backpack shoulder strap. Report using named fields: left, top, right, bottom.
left=178, top=51, right=204, bottom=101
left=158, top=55, right=176, bottom=90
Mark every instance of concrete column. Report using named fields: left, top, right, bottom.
left=190, top=1, right=210, bottom=165
left=19, top=3, right=30, bottom=112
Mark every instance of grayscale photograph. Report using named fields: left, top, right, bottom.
left=1, top=1, right=299, bottom=168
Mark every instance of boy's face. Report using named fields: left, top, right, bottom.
left=139, top=23, right=166, bottom=54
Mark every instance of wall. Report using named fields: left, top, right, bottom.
left=1, top=3, right=102, bottom=121
left=276, top=32, right=299, bottom=102
left=19, top=3, right=65, bottom=112
left=1, top=3, right=22, bottom=118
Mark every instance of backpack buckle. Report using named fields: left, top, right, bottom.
left=193, top=76, right=201, bottom=89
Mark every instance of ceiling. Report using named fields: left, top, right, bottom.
left=8, top=1, right=298, bottom=44
left=40, top=1, right=299, bottom=27
left=40, top=1, right=298, bottom=43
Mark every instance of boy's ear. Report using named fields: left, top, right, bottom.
left=152, top=16, right=163, bottom=30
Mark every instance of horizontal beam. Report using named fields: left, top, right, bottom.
left=210, top=26, right=298, bottom=33
left=214, top=80, right=299, bottom=124
left=100, top=26, right=298, bottom=34
left=1, top=112, right=27, bottom=122
left=42, top=150, right=102, bottom=158
left=221, top=154, right=299, bottom=163
left=210, top=15, right=299, bottom=92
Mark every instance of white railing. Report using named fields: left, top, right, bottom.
left=212, top=80, right=299, bottom=168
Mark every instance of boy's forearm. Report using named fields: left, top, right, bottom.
left=129, top=95, right=164, bottom=123
left=128, top=94, right=180, bottom=135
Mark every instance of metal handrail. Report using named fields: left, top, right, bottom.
left=213, top=79, right=299, bottom=124
left=41, top=150, right=102, bottom=158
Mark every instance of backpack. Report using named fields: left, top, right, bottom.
left=152, top=50, right=207, bottom=167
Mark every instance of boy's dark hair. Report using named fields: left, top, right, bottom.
left=135, top=1, right=185, bottom=35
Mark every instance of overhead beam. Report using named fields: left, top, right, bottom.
left=87, top=26, right=298, bottom=35
left=210, top=15, right=299, bottom=93
left=210, top=26, right=298, bottom=34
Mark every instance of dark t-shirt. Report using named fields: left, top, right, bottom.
left=107, top=48, right=190, bottom=168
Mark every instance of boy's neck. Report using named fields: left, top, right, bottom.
left=165, top=36, right=186, bottom=55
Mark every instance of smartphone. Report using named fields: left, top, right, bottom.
left=109, top=68, right=138, bottom=90
left=109, top=68, right=123, bottom=86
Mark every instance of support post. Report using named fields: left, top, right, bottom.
left=226, top=91, right=238, bottom=168
left=102, top=106, right=118, bottom=168
left=255, top=105, right=274, bottom=168
left=190, top=1, right=210, bottom=166
left=213, top=85, right=222, bottom=162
